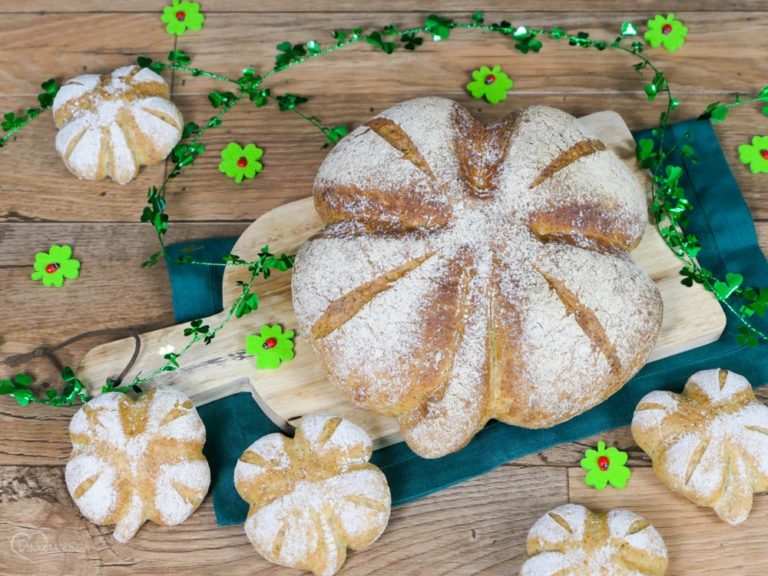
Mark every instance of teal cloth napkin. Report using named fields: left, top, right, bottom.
left=165, top=119, right=768, bottom=526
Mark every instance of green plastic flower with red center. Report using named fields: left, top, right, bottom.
left=644, top=13, right=688, bottom=52
left=161, top=0, right=205, bottom=36
left=581, top=441, right=631, bottom=490
left=738, top=135, right=768, bottom=174
left=219, top=142, right=264, bottom=183
left=246, top=324, right=295, bottom=369
left=466, top=65, right=514, bottom=105
left=31, top=245, right=80, bottom=288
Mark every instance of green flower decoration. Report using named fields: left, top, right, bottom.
left=219, top=142, right=264, bottom=183
left=738, top=135, right=768, bottom=174
left=31, top=245, right=80, bottom=288
left=644, top=13, right=688, bottom=52
left=161, top=0, right=205, bottom=36
left=466, top=65, right=514, bottom=105
left=580, top=441, right=631, bottom=490
left=246, top=324, right=295, bottom=370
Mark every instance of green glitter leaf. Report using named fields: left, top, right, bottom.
left=714, top=272, right=744, bottom=300
left=710, top=106, right=729, bottom=123
left=208, top=91, right=237, bottom=108
left=425, top=14, right=454, bottom=41
left=401, top=32, right=423, bottom=51
left=168, top=49, right=191, bottom=66
left=275, top=41, right=307, bottom=68
left=276, top=93, right=309, bottom=111
left=365, top=31, right=397, bottom=54
left=621, top=22, right=638, bottom=37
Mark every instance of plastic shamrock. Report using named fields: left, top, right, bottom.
left=580, top=441, right=631, bottom=490
left=161, top=0, right=205, bottom=36
left=644, top=13, right=688, bottom=52
left=31, top=245, right=80, bottom=287
left=219, top=142, right=264, bottom=183
left=246, top=324, right=295, bottom=370
left=738, top=135, right=768, bottom=174
left=466, top=65, right=514, bottom=105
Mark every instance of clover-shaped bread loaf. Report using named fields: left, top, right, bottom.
left=521, top=503, right=668, bottom=575
left=65, top=388, right=210, bottom=542
left=235, top=414, right=391, bottom=576
left=52, top=65, right=183, bottom=184
left=632, top=368, right=768, bottom=525
left=292, top=97, right=663, bottom=458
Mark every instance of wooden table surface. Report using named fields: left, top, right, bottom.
left=1, top=1, right=767, bottom=574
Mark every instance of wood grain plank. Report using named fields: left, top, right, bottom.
left=0, top=464, right=567, bottom=575
left=3, top=1, right=765, bottom=13
left=569, top=467, right=768, bottom=576
left=0, top=222, right=247, bottom=389
left=4, top=93, right=768, bottom=223
left=0, top=14, right=172, bottom=96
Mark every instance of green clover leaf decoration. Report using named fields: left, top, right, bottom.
left=31, top=245, right=80, bottom=288
left=580, top=441, right=632, bottom=490
left=466, top=65, right=514, bottom=105
left=161, top=0, right=205, bottom=36
left=644, top=13, right=688, bottom=53
left=219, top=142, right=264, bottom=183
left=738, top=135, right=768, bottom=174
left=245, top=324, right=295, bottom=370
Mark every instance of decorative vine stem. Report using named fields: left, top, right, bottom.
left=3, top=12, right=768, bottom=407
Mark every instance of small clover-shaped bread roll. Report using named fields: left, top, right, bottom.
left=632, top=368, right=768, bottom=525
left=52, top=65, right=183, bottom=184
left=65, top=388, right=210, bottom=542
left=521, top=504, right=668, bottom=575
left=235, top=414, right=391, bottom=576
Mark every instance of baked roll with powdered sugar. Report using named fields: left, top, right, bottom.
left=52, top=65, right=183, bottom=184
left=292, top=97, right=662, bottom=458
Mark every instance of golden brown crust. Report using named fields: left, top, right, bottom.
left=235, top=415, right=391, bottom=576
left=632, top=369, right=768, bottom=525
left=521, top=504, right=668, bottom=575
left=293, top=98, right=662, bottom=458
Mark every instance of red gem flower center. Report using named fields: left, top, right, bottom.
left=176, top=11, right=186, bottom=21
left=597, top=456, right=610, bottom=471
left=262, top=337, right=278, bottom=350
left=237, top=157, right=248, bottom=168
left=662, top=24, right=673, bottom=35
left=45, top=262, right=60, bottom=274
left=484, top=74, right=496, bottom=85
left=760, top=149, right=768, bottom=160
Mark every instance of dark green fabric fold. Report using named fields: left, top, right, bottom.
left=165, top=119, right=768, bottom=525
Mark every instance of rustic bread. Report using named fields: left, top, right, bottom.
left=52, top=65, right=183, bottom=184
left=292, top=97, right=663, bottom=458
left=632, top=368, right=768, bottom=525
left=65, top=388, right=210, bottom=542
left=235, top=414, right=391, bottom=576
left=521, top=503, right=668, bottom=575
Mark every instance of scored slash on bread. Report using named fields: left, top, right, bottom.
left=292, top=97, right=663, bottom=458
left=520, top=503, right=669, bottom=575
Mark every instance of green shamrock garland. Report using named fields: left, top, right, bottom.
left=4, top=11, right=768, bottom=405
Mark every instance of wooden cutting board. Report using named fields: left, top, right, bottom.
left=77, top=110, right=726, bottom=448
